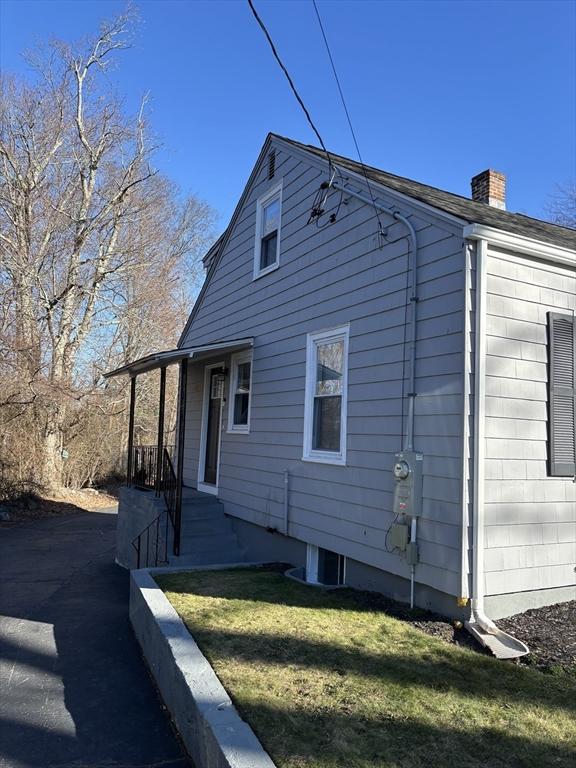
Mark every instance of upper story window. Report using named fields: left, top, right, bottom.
left=303, top=325, right=349, bottom=465
left=228, top=351, right=253, bottom=433
left=254, top=182, right=282, bottom=279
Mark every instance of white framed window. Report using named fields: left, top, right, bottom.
left=254, top=182, right=282, bottom=279
left=227, top=351, right=253, bottom=433
left=303, top=325, right=349, bottom=465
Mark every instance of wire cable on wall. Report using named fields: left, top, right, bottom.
left=311, top=0, right=386, bottom=237
left=247, top=0, right=334, bottom=173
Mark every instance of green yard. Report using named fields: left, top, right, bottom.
left=157, top=568, right=575, bottom=768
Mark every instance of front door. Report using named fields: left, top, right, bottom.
left=204, top=368, right=223, bottom=485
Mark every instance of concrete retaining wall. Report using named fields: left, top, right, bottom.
left=116, top=486, right=166, bottom=568
left=129, top=569, right=276, bottom=768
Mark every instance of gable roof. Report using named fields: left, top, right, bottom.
left=178, top=134, right=277, bottom=347
left=277, top=135, right=576, bottom=251
left=179, top=132, right=575, bottom=347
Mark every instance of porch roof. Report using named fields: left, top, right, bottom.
left=103, top=338, right=254, bottom=378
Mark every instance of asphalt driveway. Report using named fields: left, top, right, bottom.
left=0, top=510, right=191, bottom=768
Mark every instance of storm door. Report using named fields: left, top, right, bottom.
left=204, top=368, right=223, bottom=485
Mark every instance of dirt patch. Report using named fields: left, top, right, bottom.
left=498, top=601, right=576, bottom=675
left=0, top=487, right=118, bottom=522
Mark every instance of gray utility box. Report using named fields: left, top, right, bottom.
left=392, top=451, right=424, bottom=517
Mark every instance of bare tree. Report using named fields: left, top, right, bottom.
left=546, top=182, right=576, bottom=229
left=0, top=9, right=214, bottom=491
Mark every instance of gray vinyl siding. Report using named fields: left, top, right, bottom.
left=483, top=246, right=576, bottom=596
left=182, top=360, right=209, bottom=487
left=181, top=140, right=467, bottom=597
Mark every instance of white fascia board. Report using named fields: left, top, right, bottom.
left=463, top=224, right=576, bottom=267
left=274, top=137, right=466, bottom=230
left=187, top=338, right=254, bottom=358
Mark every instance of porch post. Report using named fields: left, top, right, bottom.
left=126, top=375, right=137, bottom=486
left=174, top=360, right=188, bottom=556
left=155, top=366, right=167, bottom=496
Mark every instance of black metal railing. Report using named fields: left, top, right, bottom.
left=129, top=444, right=174, bottom=490
left=132, top=511, right=168, bottom=569
left=130, top=445, right=158, bottom=490
left=130, top=444, right=181, bottom=567
left=162, top=447, right=179, bottom=531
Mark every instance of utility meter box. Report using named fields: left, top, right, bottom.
left=392, top=451, right=423, bottom=517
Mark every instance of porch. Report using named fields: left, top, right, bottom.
left=104, top=338, right=254, bottom=569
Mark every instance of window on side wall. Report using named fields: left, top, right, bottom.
left=303, top=325, right=349, bottom=465
left=228, top=351, right=253, bottom=433
left=254, top=182, right=282, bottom=278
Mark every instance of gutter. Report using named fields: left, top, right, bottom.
left=463, top=224, right=575, bottom=266
left=465, top=238, right=529, bottom=660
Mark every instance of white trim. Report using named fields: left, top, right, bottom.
left=253, top=181, right=283, bottom=280
left=463, top=224, right=575, bottom=267
left=303, top=324, right=349, bottom=466
left=472, top=240, right=488, bottom=613
left=227, top=350, right=253, bottom=433
left=463, top=238, right=530, bottom=657
left=197, top=361, right=224, bottom=495
left=306, top=544, right=319, bottom=584
left=459, top=242, right=473, bottom=600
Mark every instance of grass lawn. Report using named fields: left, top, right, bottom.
left=157, top=568, right=576, bottom=768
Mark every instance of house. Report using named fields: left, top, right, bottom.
left=106, top=133, right=576, bottom=659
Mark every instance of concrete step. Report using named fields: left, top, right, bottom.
left=180, top=502, right=224, bottom=520
left=179, top=532, right=240, bottom=552
left=169, top=549, right=245, bottom=567
left=181, top=488, right=219, bottom=503
left=181, top=516, right=234, bottom=536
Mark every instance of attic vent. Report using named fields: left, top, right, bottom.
left=268, top=150, right=276, bottom=180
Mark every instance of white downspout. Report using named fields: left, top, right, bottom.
left=466, top=238, right=528, bottom=659
left=471, top=237, right=490, bottom=623
left=459, top=242, right=472, bottom=601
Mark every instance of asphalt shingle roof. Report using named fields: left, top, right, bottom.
left=277, top=135, right=576, bottom=252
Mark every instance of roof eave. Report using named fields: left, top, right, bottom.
left=103, top=338, right=255, bottom=379
left=464, top=224, right=576, bottom=267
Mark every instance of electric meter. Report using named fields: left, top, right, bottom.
left=392, top=451, right=423, bottom=517
left=393, top=460, right=410, bottom=480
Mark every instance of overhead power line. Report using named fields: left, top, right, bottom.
left=247, top=0, right=333, bottom=172
left=311, top=0, right=385, bottom=234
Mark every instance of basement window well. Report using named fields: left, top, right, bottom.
left=306, top=544, right=346, bottom=586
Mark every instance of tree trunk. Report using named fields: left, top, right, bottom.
left=40, top=407, right=65, bottom=492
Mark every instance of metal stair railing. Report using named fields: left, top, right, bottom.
left=130, top=445, right=181, bottom=567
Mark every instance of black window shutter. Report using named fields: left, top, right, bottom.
left=548, top=312, right=576, bottom=477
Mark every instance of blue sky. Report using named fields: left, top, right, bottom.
left=1, top=0, right=575, bottom=229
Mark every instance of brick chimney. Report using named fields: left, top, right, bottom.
left=471, top=169, right=506, bottom=210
